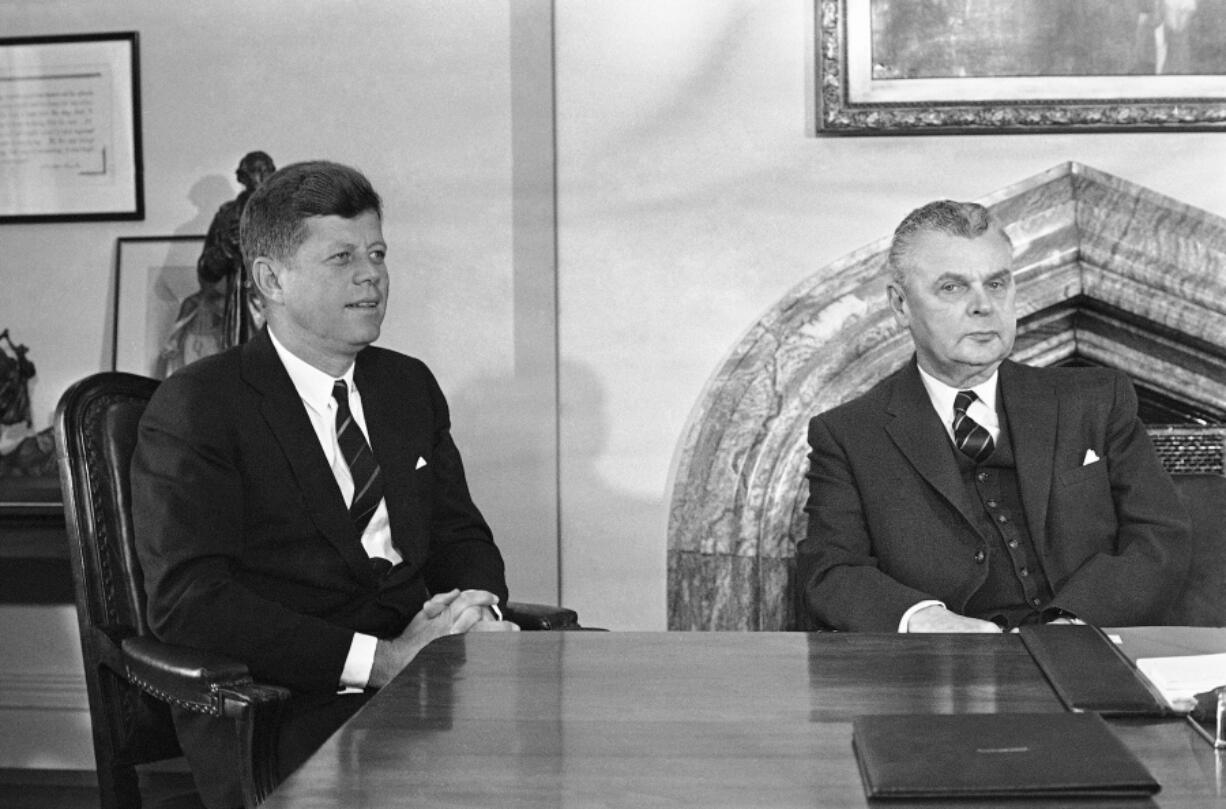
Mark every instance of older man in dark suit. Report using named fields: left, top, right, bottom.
left=133, top=160, right=517, bottom=808
left=797, top=200, right=1190, bottom=633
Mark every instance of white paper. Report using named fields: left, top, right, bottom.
left=1136, top=653, right=1226, bottom=707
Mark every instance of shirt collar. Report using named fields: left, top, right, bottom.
left=917, top=363, right=999, bottom=426
left=268, top=327, right=356, bottom=415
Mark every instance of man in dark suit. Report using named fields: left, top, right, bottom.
left=132, top=160, right=517, bottom=808
left=797, top=200, right=1190, bottom=633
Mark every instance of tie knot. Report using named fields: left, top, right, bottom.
left=954, top=389, right=977, bottom=414
left=332, top=379, right=349, bottom=406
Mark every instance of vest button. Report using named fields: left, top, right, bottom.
left=1031, top=598, right=1042, bottom=607
left=997, top=514, right=1009, bottom=523
left=1019, top=567, right=1030, bottom=577
left=977, top=471, right=989, bottom=482
left=1008, top=539, right=1019, bottom=548
left=973, top=549, right=986, bottom=563
left=986, top=499, right=998, bottom=508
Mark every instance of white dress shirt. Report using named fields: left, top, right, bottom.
left=268, top=329, right=397, bottom=688
left=916, top=365, right=1001, bottom=445
left=898, top=366, right=1001, bottom=632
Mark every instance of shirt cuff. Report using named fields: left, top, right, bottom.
left=340, top=632, right=378, bottom=691
left=899, top=600, right=946, bottom=633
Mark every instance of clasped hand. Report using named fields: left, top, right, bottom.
left=908, top=604, right=1001, bottom=633
left=369, top=588, right=518, bottom=687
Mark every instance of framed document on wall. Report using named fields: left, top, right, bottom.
left=0, top=32, right=143, bottom=222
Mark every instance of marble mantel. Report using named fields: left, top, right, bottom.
left=667, top=162, right=1226, bottom=631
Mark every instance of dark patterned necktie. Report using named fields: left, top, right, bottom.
left=953, top=390, right=995, bottom=463
left=332, top=380, right=384, bottom=535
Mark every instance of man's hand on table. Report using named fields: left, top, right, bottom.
left=368, top=589, right=519, bottom=688
left=907, top=604, right=1002, bottom=633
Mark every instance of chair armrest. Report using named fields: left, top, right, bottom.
left=502, top=601, right=583, bottom=630
left=121, top=635, right=291, bottom=716
left=121, top=636, right=291, bottom=807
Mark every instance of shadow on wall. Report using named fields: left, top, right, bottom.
left=449, top=362, right=557, bottom=585
left=557, top=360, right=660, bottom=627
left=181, top=174, right=234, bottom=237
left=449, top=360, right=658, bottom=624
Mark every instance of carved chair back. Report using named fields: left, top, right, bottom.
left=54, top=372, right=184, bottom=808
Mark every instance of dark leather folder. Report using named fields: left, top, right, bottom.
left=852, top=713, right=1160, bottom=799
left=1019, top=624, right=1170, bottom=715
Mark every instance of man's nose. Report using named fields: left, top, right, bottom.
left=354, top=257, right=384, bottom=284
left=968, top=285, right=993, bottom=315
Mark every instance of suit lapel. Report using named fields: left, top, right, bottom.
left=354, top=355, right=419, bottom=562
left=999, top=360, right=1057, bottom=549
left=241, top=329, right=374, bottom=582
left=884, top=360, right=982, bottom=534
left=353, top=356, right=400, bottom=473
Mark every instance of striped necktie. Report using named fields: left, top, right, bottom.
left=332, top=380, right=384, bottom=535
left=953, top=389, right=995, bottom=463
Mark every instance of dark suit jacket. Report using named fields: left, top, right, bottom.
left=797, top=358, right=1190, bottom=631
left=132, top=328, right=507, bottom=693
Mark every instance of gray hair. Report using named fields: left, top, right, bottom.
left=886, top=200, right=1011, bottom=286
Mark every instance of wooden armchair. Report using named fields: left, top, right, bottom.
left=54, top=371, right=581, bottom=808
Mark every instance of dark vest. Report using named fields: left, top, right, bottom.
left=953, top=411, right=1055, bottom=629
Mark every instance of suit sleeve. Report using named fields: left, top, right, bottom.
left=418, top=368, right=509, bottom=603
left=797, top=414, right=939, bottom=631
left=1046, top=372, right=1191, bottom=625
left=132, top=373, right=355, bottom=693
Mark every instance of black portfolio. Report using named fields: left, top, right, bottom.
left=1019, top=624, right=1170, bottom=716
left=852, top=712, right=1160, bottom=799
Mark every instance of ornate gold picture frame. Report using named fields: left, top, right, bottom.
left=818, top=0, right=1226, bottom=134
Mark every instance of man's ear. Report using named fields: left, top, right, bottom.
left=886, top=281, right=908, bottom=325
left=250, top=257, right=284, bottom=303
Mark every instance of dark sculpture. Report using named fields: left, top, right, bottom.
left=0, top=329, right=34, bottom=428
left=0, top=329, right=55, bottom=478
left=160, top=151, right=276, bottom=377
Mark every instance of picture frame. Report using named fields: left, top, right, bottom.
left=818, top=0, right=1226, bottom=134
left=113, top=235, right=212, bottom=380
left=0, top=32, right=143, bottom=222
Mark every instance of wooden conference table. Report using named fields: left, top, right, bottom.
left=262, top=629, right=1226, bottom=808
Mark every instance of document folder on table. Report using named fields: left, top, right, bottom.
left=852, top=713, right=1160, bottom=800
left=1020, top=624, right=1170, bottom=716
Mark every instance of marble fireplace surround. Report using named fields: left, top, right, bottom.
left=667, top=162, right=1226, bottom=631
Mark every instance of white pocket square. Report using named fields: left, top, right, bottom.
left=415, top=457, right=427, bottom=470
left=1082, top=449, right=1100, bottom=466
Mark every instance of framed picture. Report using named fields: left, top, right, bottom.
left=113, top=235, right=216, bottom=380
left=0, top=32, right=143, bottom=222
left=818, top=0, right=1226, bottom=134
